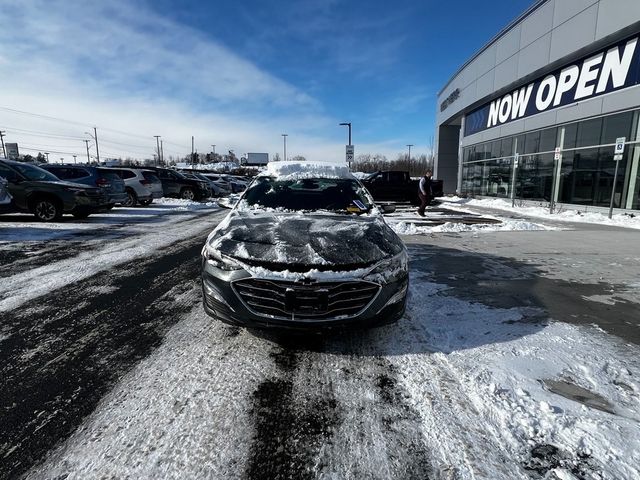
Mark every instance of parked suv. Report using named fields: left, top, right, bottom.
left=0, top=159, right=109, bottom=220
left=150, top=167, right=210, bottom=200
left=41, top=165, right=128, bottom=208
left=106, top=168, right=163, bottom=206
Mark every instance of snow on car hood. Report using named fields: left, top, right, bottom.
left=209, top=210, right=404, bottom=271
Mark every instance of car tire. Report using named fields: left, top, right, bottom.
left=180, top=187, right=195, bottom=200
left=32, top=197, right=63, bottom=222
left=139, top=199, right=153, bottom=206
left=123, top=189, right=137, bottom=207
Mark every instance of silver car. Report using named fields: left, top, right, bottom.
left=107, top=168, right=163, bottom=206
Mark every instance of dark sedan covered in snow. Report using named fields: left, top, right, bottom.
left=201, top=161, right=408, bottom=329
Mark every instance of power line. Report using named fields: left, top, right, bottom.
left=0, top=105, right=191, bottom=150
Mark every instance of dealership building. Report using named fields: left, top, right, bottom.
left=435, top=0, right=640, bottom=211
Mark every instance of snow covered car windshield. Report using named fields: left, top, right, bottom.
left=242, top=177, right=374, bottom=213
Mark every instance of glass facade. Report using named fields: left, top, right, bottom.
left=461, top=110, right=640, bottom=210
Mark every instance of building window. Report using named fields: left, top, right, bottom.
left=460, top=109, right=640, bottom=210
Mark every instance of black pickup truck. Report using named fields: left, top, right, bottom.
left=361, top=171, right=443, bottom=204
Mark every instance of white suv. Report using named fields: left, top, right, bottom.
left=107, top=168, right=163, bottom=206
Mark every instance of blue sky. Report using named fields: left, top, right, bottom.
left=0, top=0, right=532, bottom=162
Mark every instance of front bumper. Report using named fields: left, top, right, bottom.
left=72, top=192, right=110, bottom=212
left=201, top=260, right=408, bottom=330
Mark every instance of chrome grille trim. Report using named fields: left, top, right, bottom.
left=232, top=278, right=381, bottom=321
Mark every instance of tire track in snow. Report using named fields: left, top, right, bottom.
left=0, top=230, right=213, bottom=480
left=246, top=333, right=434, bottom=479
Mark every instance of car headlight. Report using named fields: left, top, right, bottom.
left=364, top=250, right=408, bottom=282
left=201, top=242, right=243, bottom=271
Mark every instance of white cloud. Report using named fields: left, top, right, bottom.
left=0, top=0, right=420, bottom=163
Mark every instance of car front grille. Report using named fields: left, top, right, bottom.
left=232, top=278, right=380, bottom=321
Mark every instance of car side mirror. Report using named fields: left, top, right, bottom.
left=379, top=203, right=396, bottom=214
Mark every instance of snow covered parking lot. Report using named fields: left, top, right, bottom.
left=1, top=201, right=640, bottom=479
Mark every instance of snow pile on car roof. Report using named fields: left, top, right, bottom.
left=259, top=161, right=354, bottom=179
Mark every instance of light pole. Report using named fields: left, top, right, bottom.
left=407, top=144, right=414, bottom=163
left=154, top=135, right=161, bottom=166
left=0, top=130, right=6, bottom=158
left=282, top=134, right=288, bottom=161
left=211, top=144, right=216, bottom=158
left=84, top=140, right=91, bottom=162
left=85, top=130, right=100, bottom=163
left=44, top=152, right=50, bottom=162
left=339, top=122, right=352, bottom=145
left=339, top=122, right=353, bottom=168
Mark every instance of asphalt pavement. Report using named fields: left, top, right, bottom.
left=1, top=204, right=639, bottom=479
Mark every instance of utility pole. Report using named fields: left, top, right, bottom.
left=160, top=140, right=164, bottom=164
left=407, top=144, right=414, bottom=163
left=282, top=134, right=288, bottom=161
left=93, top=127, right=100, bottom=163
left=154, top=135, right=161, bottom=166
left=191, top=136, right=195, bottom=165
left=0, top=130, right=6, bottom=158
left=84, top=140, right=91, bottom=162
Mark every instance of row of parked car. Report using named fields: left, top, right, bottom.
left=0, top=159, right=249, bottom=221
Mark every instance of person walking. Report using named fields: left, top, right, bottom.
left=417, top=170, right=433, bottom=217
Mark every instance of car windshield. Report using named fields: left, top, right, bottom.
left=242, top=177, right=374, bottom=213
left=12, top=163, right=60, bottom=182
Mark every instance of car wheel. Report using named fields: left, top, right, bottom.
left=181, top=188, right=195, bottom=200
left=123, top=189, right=137, bottom=207
left=33, top=198, right=62, bottom=222
left=139, top=199, right=153, bottom=206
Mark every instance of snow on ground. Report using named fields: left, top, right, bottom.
left=0, top=200, right=218, bottom=243
left=442, top=196, right=640, bottom=230
left=383, top=203, right=558, bottom=236
left=24, top=267, right=640, bottom=479
left=392, top=272, right=640, bottom=479
left=0, top=204, right=221, bottom=312
left=391, top=218, right=557, bottom=235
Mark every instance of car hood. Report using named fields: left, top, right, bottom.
left=209, top=210, right=404, bottom=271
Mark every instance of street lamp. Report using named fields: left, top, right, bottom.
left=407, top=144, right=414, bottom=163
left=339, top=122, right=352, bottom=145
left=281, top=134, right=288, bottom=161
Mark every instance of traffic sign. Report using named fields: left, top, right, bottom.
left=554, top=147, right=561, bottom=161
left=615, top=137, right=626, bottom=154
left=346, top=145, right=354, bottom=162
left=614, top=154, right=623, bottom=161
